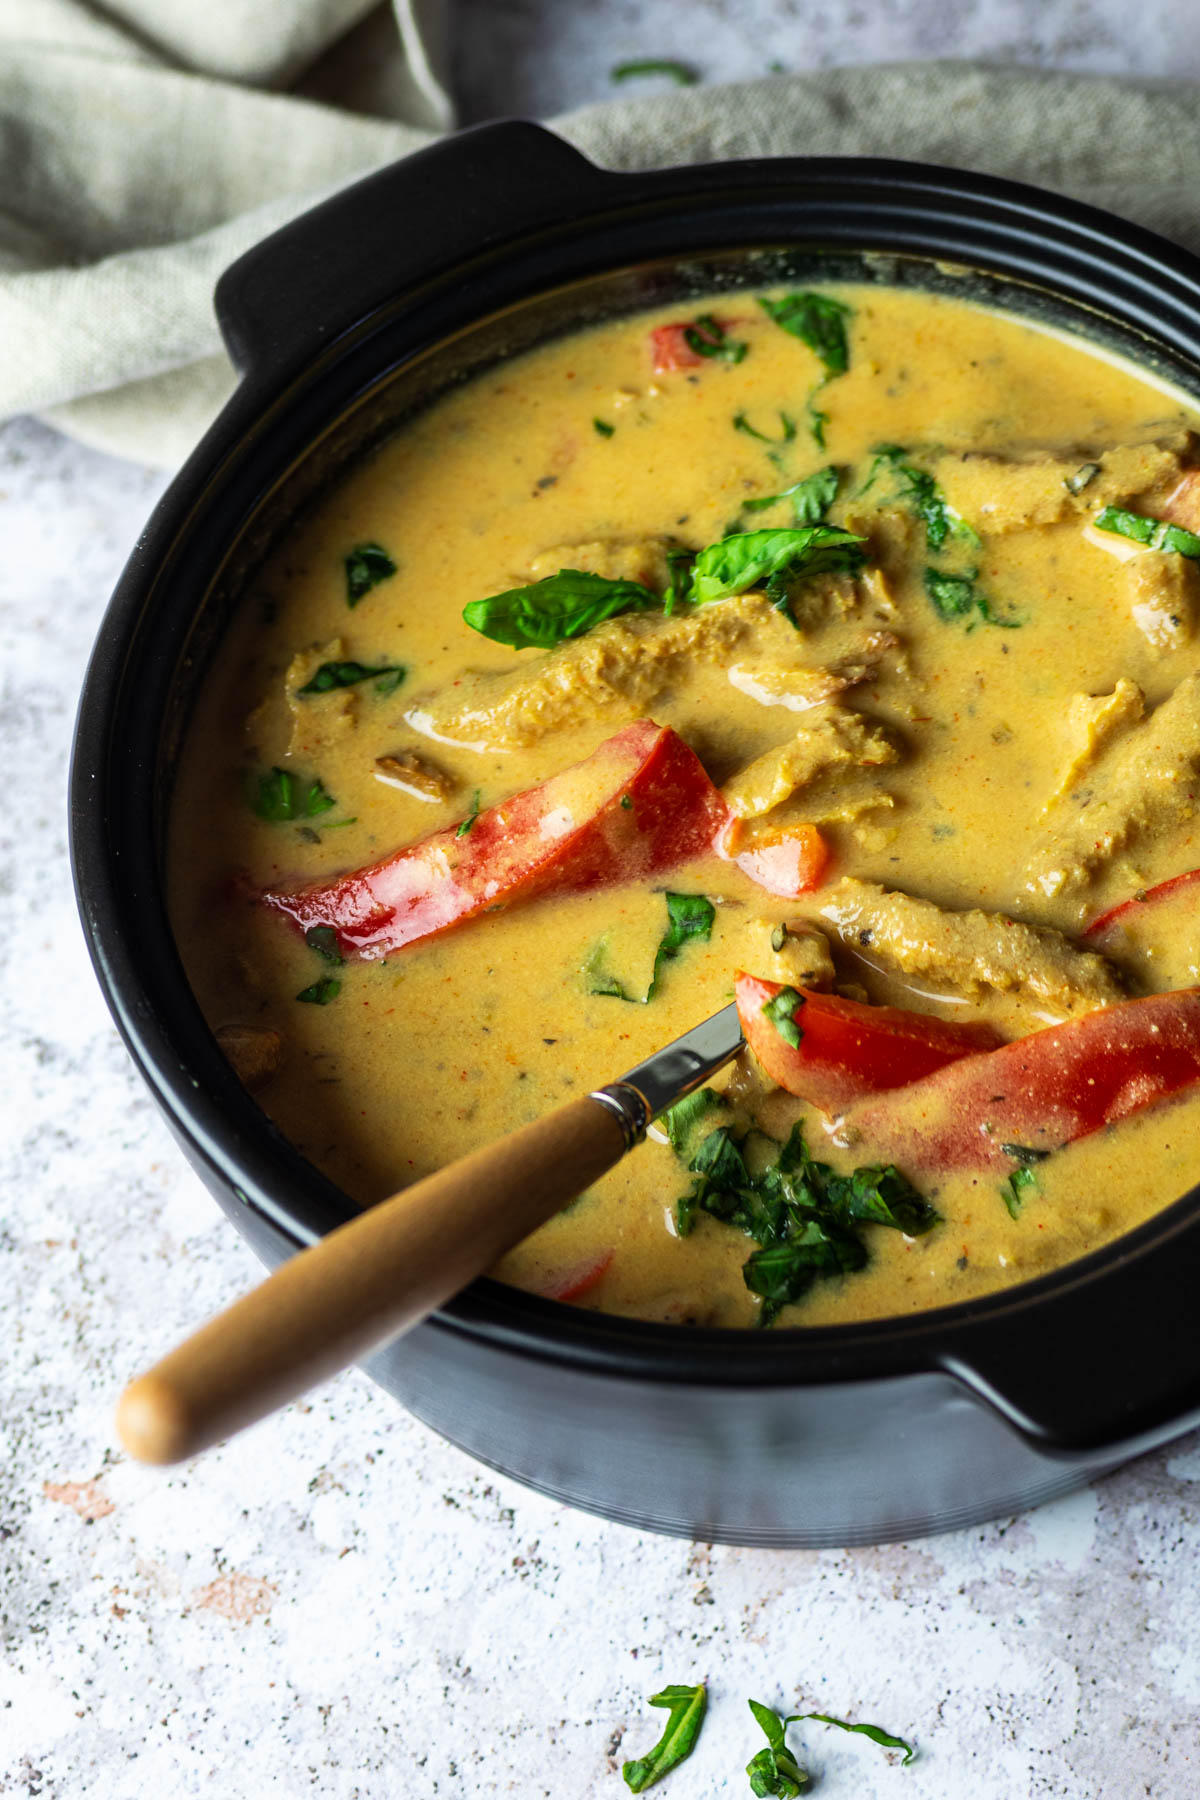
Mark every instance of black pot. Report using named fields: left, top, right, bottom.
left=71, top=121, right=1200, bottom=1546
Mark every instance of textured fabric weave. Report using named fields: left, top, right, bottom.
left=2, top=6, right=1197, bottom=463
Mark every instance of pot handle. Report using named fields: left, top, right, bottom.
left=215, top=121, right=618, bottom=381
left=936, top=1192, right=1200, bottom=1459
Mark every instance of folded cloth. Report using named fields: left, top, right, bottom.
left=2, top=9, right=1198, bottom=465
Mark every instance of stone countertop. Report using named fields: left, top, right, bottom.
left=7, top=5, right=1200, bottom=1796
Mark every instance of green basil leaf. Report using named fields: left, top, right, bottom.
left=690, top=1124, right=751, bottom=1191
left=761, top=985, right=804, bottom=1049
left=744, top=466, right=839, bottom=525
left=684, top=314, right=749, bottom=364
left=672, top=1119, right=939, bottom=1325
left=610, top=58, right=697, bottom=84
left=593, top=417, right=615, bottom=437
left=297, top=660, right=405, bottom=696
left=296, top=977, right=340, bottom=1005
left=748, top=1701, right=787, bottom=1752
left=583, top=939, right=638, bottom=1004
left=758, top=292, right=852, bottom=376
left=588, top=893, right=715, bottom=1006
left=747, top=1745, right=809, bottom=1798
left=662, top=547, right=695, bottom=616
left=1094, top=505, right=1200, bottom=559
left=344, top=541, right=397, bottom=607
left=734, top=410, right=797, bottom=452
left=689, top=527, right=865, bottom=606
left=823, top=1163, right=940, bottom=1235
left=463, top=568, right=658, bottom=648
left=746, top=1702, right=811, bottom=1796
left=924, top=567, right=1020, bottom=630
left=796, top=1712, right=916, bottom=1766
left=1001, top=1163, right=1038, bottom=1219
left=456, top=790, right=482, bottom=838
left=662, top=1087, right=726, bottom=1158
left=622, top=1683, right=707, bottom=1792
left=806, top=385, right=830, bottom=448
left=304, top=925, right=343, bottom=965
left=863, top=445, right=979, bottom=552
left=646, top=892, right=716, bottom=1000
left=252, top=767, right=337, bottom=822
left=923, top=568, right=976, bottom=619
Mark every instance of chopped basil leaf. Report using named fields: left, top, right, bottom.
left=588, top=892, right=715, bottom=1006
left=758, top=292, right=852, bottom=377
left=647, top=892, right=716, bottom=1000
left=620, top=793, right=634, bottom=810
left=344, top=541, right=397, bottom=607
left=762, top=985, right=804, bottom=1049
left=297, top=659, right=405, bottom=696
left=924, top=567, right=1020, bottom=630
left=594, top=417, right=616, bottom=437
left=743, top=1219, right=868, bottom=1313
left=662, top=546, right=695, bottom=615
left=744, top=465, right=839, bottom=525
left=456, top=790, right=482, bottom=838
left=756, top=293, right=852, bottom=451
left=923, top=569, right=974, bottom=619
left=689, top=526, right=865, bottom=609
left=673, top=1121, right=938, bottom=1324
left=746, top=1702, right=811, bottom=1798
left=863, top=445, right=979, bottom=552
left=622, top=1683, right=707, bottom=1792
left=296, top=976, right=340, bottom=1005
left=683, top=314, right=748, bottom=364
left=734, top=410, right=797, bottom=463
left=797, top=1712, right=916, bottom=1765
left=662, top=1086, right=726, bottom=1158
left=825, top=1161, right=940, bottom=1234
left=805, top=385, right=830, bottom=448
left=1001, top=1162, right=1039, bottom=1218
left=677, top=1124, right=752, bottom=1236
left=304, top=925, right=343, bottom=965
left=584, top=940, right=637, bottom=1003
left=463, top=568, right=658, bottom=648
left=1065, top=461, right=1101, bottom=495
left=1094, top=505, right=1200, bottom=559
left=611, top=58, right=697, bottom=84
left=252, top=767, right=337, bottom=822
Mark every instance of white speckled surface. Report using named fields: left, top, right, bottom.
left=8, top=6, right=1200, bottom=1794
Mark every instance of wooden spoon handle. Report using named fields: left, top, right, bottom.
left=116, top=1094, right=628, bottom=1464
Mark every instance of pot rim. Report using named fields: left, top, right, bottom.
left=69, top=127, right=1200, bottom=1457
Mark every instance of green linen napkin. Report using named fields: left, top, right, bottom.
left=2, top=6, right=1198, bottom=464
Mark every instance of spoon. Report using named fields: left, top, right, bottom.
left=116, top=1002, right=745, bottom=1464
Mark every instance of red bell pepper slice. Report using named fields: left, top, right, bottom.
left=649, top=317, right=742, bottom=372
left=262, top=720, right=730, bottom=958
left=838, top=990, right=1200, bottom=1177
left=1083, top=868, right=1200, bottom=989
left=1083, top=866, right=1200, bottom=941
left=736, top=975, right=1004, bottom=1114
left=534, top=1251, right=614, bottom=1303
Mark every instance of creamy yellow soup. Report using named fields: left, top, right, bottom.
left=169, top=283, right=1200, bottom=1328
